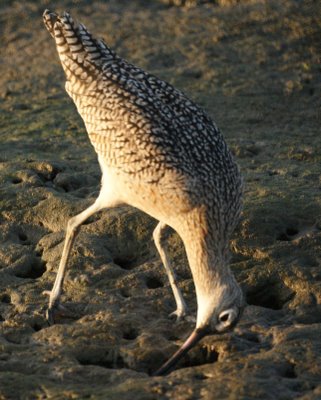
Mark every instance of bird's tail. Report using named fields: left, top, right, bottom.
left=43, top=10, right=114, bottom=71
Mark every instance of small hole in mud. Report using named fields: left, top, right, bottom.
left=123, top=328, right=138, bottom=340
left=246, top=292, right=279, bottom=309
left=277, top=227, right=299, bottom=241
left=277, top=233, right=288, bottom=241
left=0, top=315, right=4, bottom=322
left=82, top=215, right=100, bottom=225
left=146, top=276, right=163, bottom=289
left=32, top=322, right=43, bottom=332
left=281, top=363, right=297, bottom=379
left=18, top=233, right=28, bottom=242
left=78, top=355, right=125, bottom=369
left=246, top=281, right=294, bottom=310
left=114, top=257, right=136, bottom=270
left=35, top=249, right=43, bottom=257
left=183, top=346, right=219, bottom=368
left=241, top=332, right=260, bottom=343
left=31, top=262, right=46, bottom=279
left=120, top=289, right=130, bottom=298
left=154, top=346, right=218, bottom=373
left=15, top=262, right=46, bottom=279
left=194, top=373, right=208, bottom=380
left=12, top=178, right=22, bottom=184
left=286, top=228, right=299, bottom=236
left=0, top=294, right=11, bottom=304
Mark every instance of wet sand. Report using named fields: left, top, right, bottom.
left=0, top=0, right=321, bottom=398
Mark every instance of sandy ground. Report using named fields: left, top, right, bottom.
left=0, top=0, right=321, bottom=399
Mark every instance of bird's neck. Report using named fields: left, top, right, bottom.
left=184, top=231, right=230, bottom=294
left=177, top=209, right=232, bottom=323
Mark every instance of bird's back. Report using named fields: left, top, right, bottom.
left=43, top=10, right=242, bottom=232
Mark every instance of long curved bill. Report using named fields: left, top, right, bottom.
left=152, top=327, right=209, bottom=376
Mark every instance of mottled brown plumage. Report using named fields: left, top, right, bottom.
left=43, top=10, right=244, bottom=375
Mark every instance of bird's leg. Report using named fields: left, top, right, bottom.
left=44, top=201, right=103, bottom=325
left=153, top=222, right=188, bottom=321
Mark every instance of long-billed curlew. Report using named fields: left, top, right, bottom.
left=43, top=9, right=244, bottom=375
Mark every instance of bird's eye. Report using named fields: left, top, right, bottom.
left=219, top=312, right=229, bottom=323
left=218, top=309, right=236, bottom=325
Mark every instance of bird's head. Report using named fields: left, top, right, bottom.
left=197, top=274, right=244, bottom=333
left=153, top=274, right=244, bottom=376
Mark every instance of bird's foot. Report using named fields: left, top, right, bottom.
left=169, top=308, right=188, bottom=322
left=43, top=291, right=75, bottom=325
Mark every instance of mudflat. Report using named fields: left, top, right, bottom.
left=0, top=1, right=320, bottom=399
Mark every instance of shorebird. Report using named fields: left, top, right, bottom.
left=43, top=9, right=244, bottom=375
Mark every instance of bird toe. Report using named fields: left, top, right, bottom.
left=45, top=303, right=76, bottom=325
left=169, top=308, right=188, bottom=322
